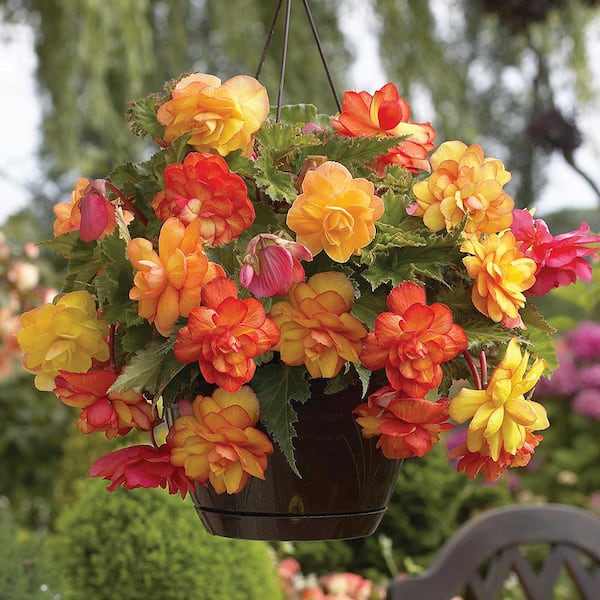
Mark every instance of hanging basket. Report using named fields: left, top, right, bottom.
left=191, top=381, right=402, bottom=541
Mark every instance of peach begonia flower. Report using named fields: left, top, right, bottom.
left=286, top=161, right=384, bottom=262
left=360, top=281, right=467, bottom=397
left=412, top=141, right=514, bottom=235
left=332, top=82, right=436, bottom=174
left=174, top=277, right=280, bottom=392
left=169, top=386, right=274, bottom=494
left=53, top=177, right=88, bottom=236
left=89, top=441, right=194, bottom=498
left=354, top=386, right=454, bottom=459
left=450, top=431, right=543, bottom=482
left=156, top=73, right=269, bottom=157
left=17, top=290, right=110, bottom=391
left=54, top=369, right=155, bottom=439
left=239, top=233, right=312, bottom=298
left=448, top=338, right=548, bottom=462
left=270, top=272, right=368, bottom=378
left=127, top=217, right=221, bottom=337
left=511, top=208, right=600, bottom=297
left=152, top=152, right=255, bottom=246
left=461, top=231, right=536, bottom=328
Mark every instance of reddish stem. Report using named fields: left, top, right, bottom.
left=463, top=350, right=482, bottom=390
left=105, top=181, right=148, bottom=226
left=108, top=323, right=117, bottom=369
left=479, top=351, right=488, bottom=389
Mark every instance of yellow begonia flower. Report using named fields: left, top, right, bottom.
left=286, top=161, right=384, bottom=263
left=449, top=338, right=549, bottom=461
left=270, top=272, right=367, bottom=378
left=17, top=290, right=109, bottom=391
left=156, top=73, right=269, bottom=157
left=461, top=231, right=536, bottom=328
left=412, top=140, right=514, bottom=235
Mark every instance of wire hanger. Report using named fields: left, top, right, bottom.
left=255, top=0, right=342, bottom=121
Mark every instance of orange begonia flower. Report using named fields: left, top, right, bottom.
left=332, top=82, right=436, bottom=174
left=174, top=278, right=280, bottom=392
left=127, top=217, right=221, bottom=336
left=286, top=161, right=384, bottom=262
left=270, top=272, right=368, bottom=378
left=54, top=369, right=155, bottom=439
left=354, top=386, right=454, bottom=459
left=156, top=73, right=269, bottom=157
left=169, top=386, right=274, bottom=494
left=449, top=338, right=549, bottom=462
left=360, top=281, right=467, bottom=397
left=412, top=141, right=514, bottom=235
left=461, top=231, right=537, bottom=328
left=17, top=290, right=110, bottom=391
left=53, top=177, right=89, bottom=236
left=152, top=152, right=255, bottom=246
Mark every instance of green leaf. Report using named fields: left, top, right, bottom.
left=303, top=135, right=406, bottom=166
left=352, top=282, right=388, bottom=330
left=520, top=303, right=558, bottom=373
left=127, top=92, right=165, bottom=139
left=276, top=103, right=318, bottom=124
left=251, top=364, right=310, bottom=476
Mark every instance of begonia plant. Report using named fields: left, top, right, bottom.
left=16, top=72, right=600, bottom=498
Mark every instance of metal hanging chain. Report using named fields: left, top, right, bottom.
left=255, top=0, right=342, bottom=121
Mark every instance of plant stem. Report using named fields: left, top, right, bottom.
left=463, top=350, right=482, bottom=390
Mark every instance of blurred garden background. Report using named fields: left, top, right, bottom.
left=1, top=0, right=600, bottom=598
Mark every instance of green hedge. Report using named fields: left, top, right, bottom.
left=51, top=478, right=283, bottom=600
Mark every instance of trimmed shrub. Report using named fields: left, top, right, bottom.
left=52, top=478, right=283, bottom=600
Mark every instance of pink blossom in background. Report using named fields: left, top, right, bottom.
left=565, top=320, right=600, bottom=360
left=572, top=388, right=600, bottom=419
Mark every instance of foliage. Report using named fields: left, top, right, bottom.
left=50, top=478, right=283, bottom=600
left=0, top=501, right=59, bottom=599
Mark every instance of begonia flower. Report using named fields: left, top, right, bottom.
left=510, top=208, right=600, bottom=296
left=332, top=82, right=435, bottom=174
left=169, top=386, right=273, bottom=494
left=412, top=141, right=514, bottom=235
left=286, top=161, right=384, bottom=262
left=449, top=338, right=548, bottom=462
left=89, top=441, right=194, bottom=498
left=157, top=73, right=269, bottom=156
left=174, top=277, right=280, bottom=391
left=360, top=281, right=467, bottom=397
left=239, top=233, right=312, bottom=297
left=53, top=177, right=88, bottom=236
left=54, top=369, right=154, bottom=439
left=17, top=290, right=109, bottom=391
left=354, top=386, right=454, bottom=459
left=270, top=272, right=367, bottom=378
left=127, top=217, right=220, bottom=336
left=461, top=231, right=537, bottom=328
left=152, top=152, right=255, bottom=246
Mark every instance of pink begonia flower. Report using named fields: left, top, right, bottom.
left=89, top=440, right=194, bottom=498
left=511, top=208, right=600, bottom=296
left=565, top=320, right=600, bottom=361
left=239, top=233, right=312, bottom=297
left=79, top=179, right=117, bottom=243
left=572, top=388, right=600, bottom=419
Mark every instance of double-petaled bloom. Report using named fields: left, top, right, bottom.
left=169, top=386, right=273, bottom=494
left=412, top=141, right=514, bottom=235
left=127, top=217, right=222, bottom=336
left=461, top=231, right=537, bottom=328
left=270, top=272, right=368, bottom=378
left=89, top=440, right=195, bottom=499
left=156, top=73, right=269, bottom=157
left=511, top=208, right=600, bottom=296
left=286, top=161, right=384, bottom=263
left=17, top=290, right=110, bottom=391
left=360, top=281, right=468, bottom=397
left=151, top=152, right=255, bottom=247
left=332, top=82, right=436, bottom=174
left=448, top=338, right=549, bottom=466
left=174, top=278, right=280, bottom=392
left=53, top=369, right=155, bottom=439
left=354, top=386, right=454, bottom=459
left=239, top=233, right=312, bottom=298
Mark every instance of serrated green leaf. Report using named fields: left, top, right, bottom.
left=303, top=135, right=406, bottom=166
left=276, top=103, right=318, bottom=124
left=127, top=92, right=164, bottom=139
left=521, top=303, right=558, bottom=373
left=352, top=284, right=387, bottom=330
left=251, top=363, right=310, bottom=476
